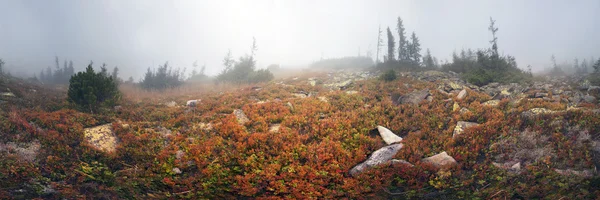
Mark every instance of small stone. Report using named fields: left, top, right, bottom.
left=482, top=100, right=500, bottom=107
left=535, top=92, right=548, bottom=98
left=511, top=162, right=521, bottom=171
left=186, top=99, right=200, bottom=107
left=0, top=92, right=15, bottom=97
left=452, top=102, right=460, bottom=112
left=521, top=108, right=559, bottom=119
left=292, top=93, right=308, bottom=98
left=172, top=167, right=182, bottom=174
left=554, top=168, right=594, bottom=178
left=345, top=90, right=358, bottom=95
left=452, top=121, right=479, bottom=138
left=421, top=151, right=457, bottom=168
left=286, top=102, right=294, bottom=111
left=176, top=150, right=185, bottom=160
left=165, top=101, right=177, bottom=107
left=269, top=124, right=281, bottom=133
left=318, top=96, right=329, bottom=103
left=426, top=96, right=434, bottom=102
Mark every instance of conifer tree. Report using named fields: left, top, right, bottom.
left=386, top=27, right=395, bottom=63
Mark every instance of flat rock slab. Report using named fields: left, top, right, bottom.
left=521, top=108, right=560, bottom=119
left=452, top=121, right=479, bottom=138
left=395, top=89, right=430, bottom=105
left=349, top=143, right=403, bottom=176
left=84, top=124, right=118, bottom=153
left=482, top=100, right=500, bottom=107
left=0, top=141, right=40, bottom=162
left=554, top=168, right=595, bottom=178
left=377, top=126, right=403, bottom=145
left=421, top=151, right=457, bottom=168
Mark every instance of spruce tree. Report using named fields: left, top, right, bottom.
left=386, top=27, right=396, bottom=63
left=396, top=17, right=407, bottom=61
left=423, top=49, right=435, bottom=69
left=409, top=32, right=421, bottom=65
left=68, top=62, right=120, bottom=113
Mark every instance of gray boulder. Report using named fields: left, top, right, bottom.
left=583, top=95, right=597, bottom=103
left=394, top=89, right=430, bottom=105
left=588, top=86, right=600, bottom=98
left=349, top=144, right=403, bottom=176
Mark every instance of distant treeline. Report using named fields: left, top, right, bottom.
left=38, top=57, right=76, bottom=85
left=310, top=56, right=374, bottom=69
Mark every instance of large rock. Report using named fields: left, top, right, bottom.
left=452, top=121, right=479, bottom=138
left=395, top=89, right=430, bottom=105
left=349, top=144, right=403, bottom=176
left=233, top=109, right=250, bottom=125
left=583, top=95, right=597, bottom=103
left=83, top=124, right=118, bottom=153
left=421, top=151, right=457, bottom=168
left=377, top=126, right=403, bottom=145
left=588, top=86, right=600, bottom=98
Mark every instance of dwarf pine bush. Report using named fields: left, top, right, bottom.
left=68, top=62, right=121, bottom=113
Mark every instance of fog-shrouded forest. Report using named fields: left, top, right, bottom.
left=1, top=0, right=600, bottom=199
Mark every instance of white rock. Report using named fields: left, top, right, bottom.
left=457, top=89, right=467, bottom=100
left=172, top=167, right=182, bottom=174
left=377, top=126, right=403, bottom=144
left=186, top=99, right=200, bottom=107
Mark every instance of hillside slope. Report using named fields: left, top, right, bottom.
left=1, top=70, right=599, bottom=199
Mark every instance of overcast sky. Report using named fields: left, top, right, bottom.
left=1, top=0, right=599, bottom=78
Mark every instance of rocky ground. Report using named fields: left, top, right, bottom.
left=1, top=70, right=599, bottom=199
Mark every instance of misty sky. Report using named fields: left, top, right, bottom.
left=1, top=0, right=599, bottom=79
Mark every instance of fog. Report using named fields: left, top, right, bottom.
left=1, top=0, right=599, bottom=79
